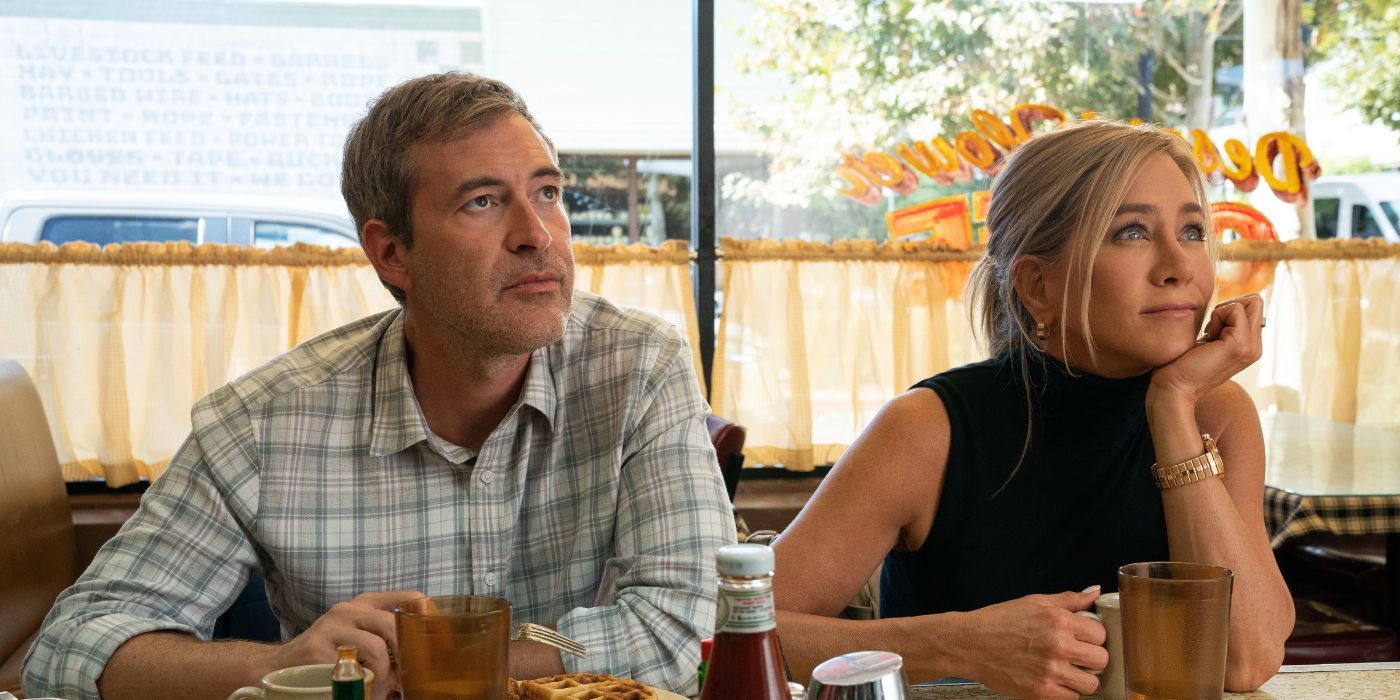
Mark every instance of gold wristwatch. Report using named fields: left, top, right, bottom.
left=1151, top=434, right=1224, bottom=489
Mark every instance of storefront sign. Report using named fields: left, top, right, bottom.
left=835, top=104, right=1321, bottom=208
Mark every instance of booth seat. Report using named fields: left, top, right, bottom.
left=1284, top=598, right=1399, bottom=665
left=1280, top=533, right=1387, bottom=619
left=0, top=359, right=77, bottom=695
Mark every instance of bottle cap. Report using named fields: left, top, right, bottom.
left=700, top=637, right=713, bottom=660
left=715, top=543, right=774, bottom=577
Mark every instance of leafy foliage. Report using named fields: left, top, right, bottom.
left=726, top=0, right=1148, bottom=207
left=725, top=1, right=1263, bottom=210
left=1311, top=0, right=1400, bottom=134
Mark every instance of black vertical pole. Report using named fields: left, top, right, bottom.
left=692, top=0, right=717, bottom=395
left=1137, top=48, right=1155, bottom=123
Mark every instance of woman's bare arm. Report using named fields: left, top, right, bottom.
left=774, top=389, right=1109, bottom=699
left=1146, top=295, right=1293, bottom=690
left=1148, top=381, right=1293, bottom=691
left=774, top=388, right=946, bottom=619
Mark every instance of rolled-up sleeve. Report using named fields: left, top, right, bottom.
left=22, top=388, right=261, bottom=700
left=555, top=335, right=735, bottom=696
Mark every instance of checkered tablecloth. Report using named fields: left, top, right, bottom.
left=1264, top=486, right=1400, bottom=548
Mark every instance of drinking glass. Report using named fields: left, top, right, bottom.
left=395, top=594, right=511, bottom=700
left=1118, top=562, right=1233, bottom=700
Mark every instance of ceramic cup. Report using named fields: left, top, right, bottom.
left=1077, top=592, right=1125, bottom=700
left=228, top=663, right=374, bottom=700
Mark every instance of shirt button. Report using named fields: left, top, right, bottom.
left=484, top=572, right=497, bottom=587
left=479, top=470, right=494, bottom=484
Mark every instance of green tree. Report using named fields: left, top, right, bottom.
left=1148, top=0, right=1245, bottom=130
left=726, top=0, right=1250, bottom=215
left=1311, top=0, right=1400, bottom=134
left=726, top=0, right=1147, bottom=208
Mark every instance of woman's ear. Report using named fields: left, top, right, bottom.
left=361, top=220, right=412, bottom=296
left=1011, top=256, right=1053, bottom=321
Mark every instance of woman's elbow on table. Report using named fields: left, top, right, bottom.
left=1223, top=638, right=1286, bottom=692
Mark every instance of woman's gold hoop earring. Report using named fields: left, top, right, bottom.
left=1035, top=322, right=1048, bottom=341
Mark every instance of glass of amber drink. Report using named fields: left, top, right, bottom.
left=1118, top=562, right=1233, bottom=700
left=394, top=595, right=511, bottom=700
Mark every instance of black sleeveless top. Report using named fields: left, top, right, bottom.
left=880, top=355, right=1169, bottom=618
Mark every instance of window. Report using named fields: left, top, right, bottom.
left=41, top=216, right=199, bottom=245
left=1382, top=202, right=1399, bottom=234
left=1352, top=205, right=1383, bottom=239
left=253, top=221, right=357, bottom=249
left=1, top=1, right=692, bottom=251
left=561, top=155, right=691, bottom=246
left=1313, top=198, right=1340, bottom=239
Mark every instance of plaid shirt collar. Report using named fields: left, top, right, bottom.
left=368, top=309, right=560, bottom=461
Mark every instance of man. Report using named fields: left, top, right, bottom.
left=23, top=72, right=733, bottom=700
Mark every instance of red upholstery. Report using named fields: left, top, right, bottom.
left=1285, top=533, right=1386, bottom=595
left=705, top=415, right=747, bottom=501
left=0, top=359, right=77, bottom=694
left=1278, top=533, right=1388, bottom=624
left=1284, top=598, right=1400, bottom=665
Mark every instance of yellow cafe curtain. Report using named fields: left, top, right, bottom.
left=0, top=240, right=698, bottom=485
left=712, top=238, right=1400, bottom=472
left=5, top=236, right=1396, bottom=482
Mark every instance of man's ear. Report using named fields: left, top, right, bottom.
left=1010, top=256, right=1054, bottom=322
left=361, top=220, right=412, bottom=296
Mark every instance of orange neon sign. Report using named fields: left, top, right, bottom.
left=836, top=104, right=1321, bottom=208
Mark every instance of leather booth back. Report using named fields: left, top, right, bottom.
left=0, top=359, right=75, bottom=663
left=705, top=415, right=747, bottom=501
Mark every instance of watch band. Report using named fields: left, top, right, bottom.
left=1151, top=434, right=1224, bottom=489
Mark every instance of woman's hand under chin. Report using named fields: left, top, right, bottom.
left=1147, top=293, right=1265, bottom=410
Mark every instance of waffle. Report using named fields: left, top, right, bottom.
left=517, top=673, right=658, bottom=700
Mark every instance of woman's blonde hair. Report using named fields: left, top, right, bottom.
left=966, top=120, right=1215, bottom=494
left=970, top=120, right=1216, bottom=368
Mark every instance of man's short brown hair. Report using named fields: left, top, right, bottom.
left=341, top=72, right=556, bottom=303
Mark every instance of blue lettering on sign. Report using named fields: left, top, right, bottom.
left=133, top=87, right=203, bottom=105
left=99, top=66, right=190, bottom=84
left=18, top=85, right=127, bottom=103
left=18, top=65, right=74, bottom=81
left=248, top=173, right=291, bottom=187
left=7, top=30, right=412, bottom=196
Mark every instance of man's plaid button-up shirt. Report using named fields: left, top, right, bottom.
left=24, top=290, right=734, bottom=700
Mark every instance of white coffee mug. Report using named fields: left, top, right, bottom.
left=228, top=663, right=375, bottom=700
left=1076, top=592, right=1124, bottom=700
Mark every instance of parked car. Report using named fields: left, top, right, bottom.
left=1311, top=173, right=1400, bottom=243
left=0, top=191, right=359, bottom=248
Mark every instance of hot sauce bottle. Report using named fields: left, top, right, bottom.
left=331, top=644, right=366, bottom=700
left=699, top=544, right=791, bottom=700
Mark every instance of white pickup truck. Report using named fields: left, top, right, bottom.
left=1311, top=173, right=1400, bottom=243
left=0, top=191, right=359, bottom=248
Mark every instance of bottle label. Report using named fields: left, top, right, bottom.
left=716, top=587, right=776, bottom=633
left=332, top=679, right=365, bottom=700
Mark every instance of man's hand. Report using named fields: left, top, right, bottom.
left=954, top=588, right=1108, bottom=699
left=271, top=590, right=422, bottom=700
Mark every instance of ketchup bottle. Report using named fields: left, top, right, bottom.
left=699, top=544, right=791, bottom=700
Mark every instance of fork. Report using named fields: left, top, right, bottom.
left=512, top=621, right=587, bottom=657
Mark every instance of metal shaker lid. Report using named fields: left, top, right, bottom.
left=811, top=650, right=904, bottom=685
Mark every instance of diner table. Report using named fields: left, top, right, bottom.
left=905, top=663, right=1400, bottom=698
left=1258, top=411, right=1400, bottom=625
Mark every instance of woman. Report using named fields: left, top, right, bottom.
left=773, top=121, right=1293, bottom=699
